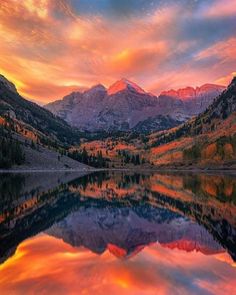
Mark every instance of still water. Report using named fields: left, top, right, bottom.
left=0, top=171, right=236, bottom=294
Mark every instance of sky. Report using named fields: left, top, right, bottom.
left=0, top=0, right=236, bottom=103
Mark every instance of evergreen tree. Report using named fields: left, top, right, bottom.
left=0, top=136, right=25, bottom=168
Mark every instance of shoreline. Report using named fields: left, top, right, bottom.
left=0, top=168, right=98, bottom=173
left=0, top=167, right=236, bottom=175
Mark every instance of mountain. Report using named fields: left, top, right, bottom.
left=158, top=84, right=225, bottom=121
left=0, top=75, right=82, bottom=145
left=77, top=79, right=233, bottom=169
left=46, top=79, right=224, bottom=133
left=0, top=74, right=90, bottom=170
left=156, top=77, right=236, bottom=143
left=148, top=77, right=236, bottom=167
left=0, top=74, right=18, bottom=94
left=46, top=79, right=161, bottom=132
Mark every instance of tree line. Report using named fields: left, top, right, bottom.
left=117, top=150, right=145, bottom=165
left=68, top=147, right=109, bottom=168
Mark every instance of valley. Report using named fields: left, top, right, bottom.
left=75, top=78, right=236, bottom=169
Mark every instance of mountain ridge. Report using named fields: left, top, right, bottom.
left=45, top=79, right=224, bottom=133
left=160, top=83, right=225, bottom=100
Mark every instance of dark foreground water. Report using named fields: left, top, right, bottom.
left=0, top=171, right=236, bottom=294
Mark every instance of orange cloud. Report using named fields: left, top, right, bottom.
left=0, top=0, right=235, bottom=102
left=215, top=72, right=236, bottom=86
left=203, top=0, right=236, bottom=18
left=108, top=43, right=167, bottom=76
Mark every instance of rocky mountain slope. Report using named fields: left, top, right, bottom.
left=154, top=77, right=236, bottom=144
left=148, top=77, right=236, bottom=167
left=46, top=78, right=224, bottom=133
left=159, top=84, right=225, bottom=121
left=0, top=74, right=90, bottom=170
left=46, top=79, right=162, bottom=132
left=0, top=75, right=82, bottom=145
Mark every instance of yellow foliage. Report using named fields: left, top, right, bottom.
left=224, top=143, right=234, bottom=158
left=202, top=143, right=217, bottom=159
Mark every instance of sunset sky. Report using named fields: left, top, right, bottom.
left=0, top=0, right=236, bottom=103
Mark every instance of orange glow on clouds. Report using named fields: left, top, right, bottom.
left=0, top=234, right=236, bottom=294
left=0, top=0, right=235, bottom=102
left=204, top=0, right=236, bottom=18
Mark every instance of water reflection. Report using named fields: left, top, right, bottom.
left=0, top=171, right=236, bottom=294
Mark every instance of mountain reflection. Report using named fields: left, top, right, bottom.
left=47, top=203, right=223, bottom=258
left=0, top=171, right=236, bottom=264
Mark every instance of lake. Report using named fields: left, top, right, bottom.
left=0, top=171, right=236, bottom=294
